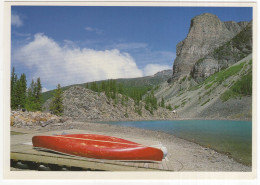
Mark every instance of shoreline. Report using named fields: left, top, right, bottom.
left=11, top=120, right=252, bottom=171
left=93, top=120, right=252, bottom=167
left=74, top=117, right=252, bottom=126
left=94, top=117, right=252, bottom=123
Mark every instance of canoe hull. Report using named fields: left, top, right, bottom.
left=32, top=134, right=164, bottom=161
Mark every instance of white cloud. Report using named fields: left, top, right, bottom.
left=11, top=13, right=23, bottom=27
left=14, top=33, right=143, bottom=88
left=143, top=64, right=172, bottom=76
left=85, top=27, right=94, bottom=31
left=85, top=26, right=102, bottom=34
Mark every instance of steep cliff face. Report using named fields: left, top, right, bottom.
left=172, top=13, right=248, bottom=79
left=191, top=21, right=252, bottom=82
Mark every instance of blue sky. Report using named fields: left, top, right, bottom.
left=11, top=6, right=252, bottom=91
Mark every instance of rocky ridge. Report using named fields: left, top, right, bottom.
left=172, top=13, right=249, bottom=80
left=43, top=86, right=176, bottom=121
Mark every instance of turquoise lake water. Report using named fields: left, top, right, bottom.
left=103, top=120, right=252, bottom=165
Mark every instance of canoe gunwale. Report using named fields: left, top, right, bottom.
left=33, top=147, right=163, bottom=163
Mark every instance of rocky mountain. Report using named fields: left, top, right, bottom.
left=172, top=13, right=249, bottom=80
left=191, top=21, right=252, bottom=82
left=154, top=13, right=252, bottom=120
left=42, top=69, right=172, bottom=102
left=43, top=86, right=176, bottom=121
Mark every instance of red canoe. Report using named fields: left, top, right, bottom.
left=32, top=134, right=167, bottom=161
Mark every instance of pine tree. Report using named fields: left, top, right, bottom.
left=50, top=84, right=64, bottom=116
left=35, top=77, right=42, bottom=110
left=94, top=82, right=98, bottom=92
left=90, top=82, right=94, bottom=91
left=24, top=78, right=42, bottom=111
left=11, top=68, right=27, bottom=110
left=105, top=80, right=111, bottom=99
left=19, top=74, right=27, bottom=108
left=90, top=81, right=98, bottom=92
left=16, top=73, right=27, bottom=109
left=25, top=79, right=36, bottom=111
left=109, top=79, right=113, bottom=91
left=166, top=104, right=173, bottom=111
left=151, top=90, right=157, bottom=110
left=110, top=80, right=117, bottom=99
left=112, top=80, right=116, bottom=93
left=11, top=67, right=18, bottom=109
left=16, top=77, right=22, bottom=107
left=144, top=90, right=157, bottom=114
left=101, top=81, right=106, bottom=92
left=121, top=95, right=125, bottom=106
left=134, top=90, right=141, bottom=106
left=160, top=96, right=165, bottom=108
left=118, top=83, right=123, bottom=94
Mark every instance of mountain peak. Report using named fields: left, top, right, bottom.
left=153, top=69, right=172, bottom=77
left=192, top=12, right=219, bottom=20
left=172, top=13, right=246, bottom=79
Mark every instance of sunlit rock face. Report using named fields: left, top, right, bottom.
left=172, top=13, right=248, bottom=80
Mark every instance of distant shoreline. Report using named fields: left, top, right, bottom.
left=87, top=117, right=253, bottom=123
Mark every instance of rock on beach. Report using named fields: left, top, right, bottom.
left=11, top=110, right=69, bottom=128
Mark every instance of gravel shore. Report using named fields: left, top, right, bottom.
left=12, top=121, right=251, bottom=172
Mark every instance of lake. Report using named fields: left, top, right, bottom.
left=102, top=120, right=252, bottom=165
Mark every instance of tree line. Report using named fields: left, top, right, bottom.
left=86, top=79, right=148, bottom=107
left=11, top=67, right=42, bottom=111
left=11, top=67, right=64, bottom=116
left=86, top=79, right=173, bottom=115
